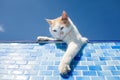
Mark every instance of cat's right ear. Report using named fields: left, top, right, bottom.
left=46, top=19, right=53, bottom=25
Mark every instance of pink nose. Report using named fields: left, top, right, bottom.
left=60, top=32, right=64, bottom=35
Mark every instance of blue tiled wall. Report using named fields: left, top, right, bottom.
left=0, top=42, right=120, bottom=80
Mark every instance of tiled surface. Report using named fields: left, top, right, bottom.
left=0, top=42, right=120, bottom=80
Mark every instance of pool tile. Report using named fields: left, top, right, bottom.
left=97, top=71, right=112, bottom=76
left=0, top=42, right=120, bottom=80
left=83, top=71, right=96, bottom=76
left=89, top=66, right=102, bottom=70
left=91, top=77, right=105, bottom=80
left=102, top=66, right=116, bottom=70
left=76, top=77, right=90, bottom=80
left=112, top=46, right=120, bottom=49
left=116, top=66, right=120, bottom=70
left=94, top=61, right=106, bottom=65
left=29, top=76, right=44, bottom=80
left=74, top=66, right=88, bottom=70
left=111, top=71, right=120, bottom=75
left=106, top=76, right=120, bottom=80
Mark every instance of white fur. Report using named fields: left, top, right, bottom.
left=37, top=17, right=88, bottom=75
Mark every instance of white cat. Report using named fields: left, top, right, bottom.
left=37, top=11, right=88, bottom=76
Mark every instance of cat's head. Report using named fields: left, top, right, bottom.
left=46, top=11, right=72, bottom=40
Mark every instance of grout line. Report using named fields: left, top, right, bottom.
left=0, top=40, right=120, bottom=43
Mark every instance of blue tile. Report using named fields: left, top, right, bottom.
left=87, top=57, right=99, bottom=61
left=29, top=76, right=44, bottom=80
left=76, top=77, right=90, bottom=80
left=72, top=71, right=81, bottom=75
left=55, top=53, right=64, bottom=57
left=1, top=42, right=120, bottom=80
left=24, top=57, right=36, bottom=60
left=97, top=71, right=112, bottom=76
left=84, top=50, right=95, bottom=53
left=111, top=71, right=120, bottom=75
left=91, top=77, right=105, bottom=80
left=116, top=66, right=120, bottom=70
left=30, top=53, right=42, bottom=57
left=54, top=61, right=60, bottom=65
left=55, top=43, right=67, bottom=49
left=102, top=66, right=116, bottom=70
left=16, top=61, right=27, bottom=65
left=53, top=71, right=59, bottom=75
left=81, top=61, right=94, bottom=65
left=89, top=66, right=102, bottom=70
left=83, top=71, right=96, bottom=76
left=41, top=61, right=53, bottom=65
left=91, top=53, right=104, bottom=57
left=100, top=46, right=111, bottom=49
left=106, top=76, right=120, bottom=80
left=115, top=52, right=120, bottom=56
left=106, top=61, right=119, bottom=65
left=100, top=57, right=111, bottom=61
left=80, top=57, right=86, bottom=61
left=75, top=66, right=88, bottom=70
left=83, top=53, right=91, bottom=57
left=24, top=70, right=38, bottom=75
left=39, top=71, right=52, bottom=75
left=0, top=53, right=8, bottom=56
left=115, top=42, right=120, bottom=46
left=33, top=65, right=46, bottom=70
left=103, top=52, right=115, bottom=56
left=94, top=61, right=106, bottom=65
left=112, top=57, right=120, bottom=60
left=112, top=46, right=120, bottom=49
left=45, top=77, right=59, bottom=80
left=47, top=66, right=58, bottom=70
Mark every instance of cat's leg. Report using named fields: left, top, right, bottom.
left=58, top=42, right=81, bottom=76
left=37, top=36, right=56, bottom=41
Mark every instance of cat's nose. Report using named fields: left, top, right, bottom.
left=60, top=32, right=64, bottom=35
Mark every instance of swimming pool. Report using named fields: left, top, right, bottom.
left=0, top=41, right=120, bottom=80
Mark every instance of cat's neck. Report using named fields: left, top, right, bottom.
left=62, top=27, right=73, bottom=40
left=63, top=18, right=82, bottom=44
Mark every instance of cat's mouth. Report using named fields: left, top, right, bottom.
left=57, top=31, right=64, bottom=40
left=60, top=32, right=64, bottom=35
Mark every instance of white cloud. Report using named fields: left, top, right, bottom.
left=0, top=25, right=4, bottom=32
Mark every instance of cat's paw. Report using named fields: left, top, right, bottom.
left=58, top=63, right=71, bottom=77
left=37, top=36, right=49, bottom=41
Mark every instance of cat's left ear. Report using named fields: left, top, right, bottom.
left=61, top=11, right=68, bottom=20
left=46, top=19, right=53, bottom=25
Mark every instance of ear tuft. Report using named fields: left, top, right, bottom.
left=45, top=19, right=53, bottom=25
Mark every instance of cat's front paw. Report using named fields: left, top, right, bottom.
left=37, top=36, right=49, bottom=41
left=58, top=63, right=71, bottom=77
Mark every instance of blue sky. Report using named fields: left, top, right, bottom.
left=0, top=0, right=120, bottom=41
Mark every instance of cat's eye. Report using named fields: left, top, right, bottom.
left=53, top=30, right=57, bottom=32
left=60, top=26, right=64, bottom=30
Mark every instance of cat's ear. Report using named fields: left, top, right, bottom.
left=61, top=11, right=68, bottom=20
left=46, top=19, right=53, bottom=25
